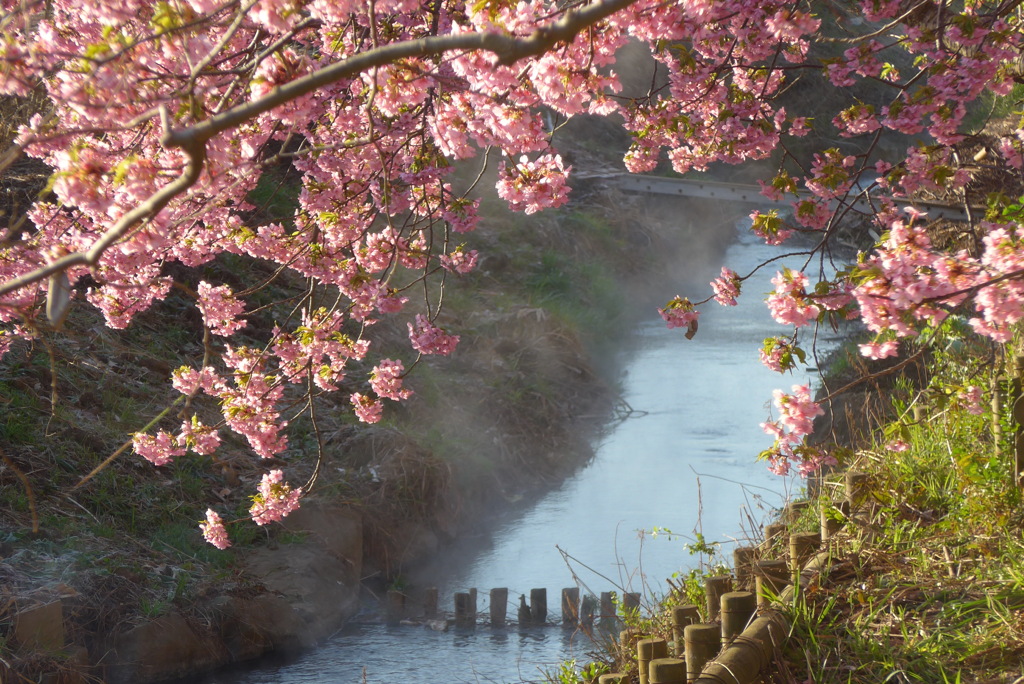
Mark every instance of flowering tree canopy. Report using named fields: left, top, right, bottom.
left=1, top=0, right=1023, bottom=544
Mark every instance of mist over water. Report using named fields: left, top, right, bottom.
left=207, top=220, right=835, bottom=684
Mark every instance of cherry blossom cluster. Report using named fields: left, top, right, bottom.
left=658, top=296, right=699, bottom=330
left=196, top=282, right=247, bottom=337
left=249, top=470, right=302, bottom=526
left=496, top=154, right=572, bottom=215
left=767, top=269, right=820, bottom=328
left=200, top=509, right=231, bottom=550
left=408, top=314, right=460, bottom=356
left=759, top=385, right=832, bottom=477
left=710, top=267, right=740, bottom=307
left=759, top=337, right=803, bottom=374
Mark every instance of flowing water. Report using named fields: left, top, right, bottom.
left=207, top=226, right=833, bottom=684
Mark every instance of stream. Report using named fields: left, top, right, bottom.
left=206, top=224, right=832, bottom=684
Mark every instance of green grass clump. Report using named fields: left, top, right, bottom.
left=784, top=329, right=1024, bottom=683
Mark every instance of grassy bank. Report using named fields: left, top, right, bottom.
left=781, top=333, right=1024, bottom=683
left=546, top=323, right=1024, bottom=684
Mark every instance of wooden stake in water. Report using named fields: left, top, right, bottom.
left=490, top=588, right=508, bottom=627
left=530, top=588, right=547, bottom=625
left=518, top=594, right=531, bottom=626
left=386, top=590, right=405, bottom=625
left=600, top=592, right=616, bottom=626
left=423, top=587, right=438, bottom=618
left=580, top=594, right=597, bottom=627
left=454, top=592, right=474, bottom=628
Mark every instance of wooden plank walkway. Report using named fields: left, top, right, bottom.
left=614, top=173, right=977, bottom=222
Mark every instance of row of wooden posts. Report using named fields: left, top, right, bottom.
left=384, top=585, right=645, bottom=628
left=597, top=469, right=873, bottom=684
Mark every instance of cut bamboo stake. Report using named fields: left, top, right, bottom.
left=623, top=592, right=641, bottom=617
left=671, top=604, right=700, bottom=657
left=720, top=591, right=756, bottom=644
left=637, top=638, right=669, bottom=684
left=752, top=560, right=790, bottom=609
left=762, top=523, right=786, bottom=550
left=692, top=613, right=788, bottom=684
left=820, top=501, right=842, bottom=541
left=649, top=657, right=687, bottom=684
left=732, top=545, right=758, bottom=590
left=704, top=575, right=732, bottom=622
left=789, top=532, right=821, bottom=577
left=684, top=624, right=720, bottom=683
left=598, top=675, right=629, bottom=684
left=691, top=537, right=833, bottom=683
left=784, top=500, right=810, bottom=523
left=845, top=471, right=870, bottom=509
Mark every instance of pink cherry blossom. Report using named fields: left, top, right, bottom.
left=1, top=0, right=1022, bottom=542
left=408, top=314, right=460, bottom=355
left=957, top=385, right=984, bottom=416
left=351, top=392, right=385, bottom=424
left=177, top=417, right=221, bottom=456
left=200, top=509, right=231, bottom=550
left=249, top=470, right=302, bottom=526
left=859, top=340, right=899, bottom=360
left=711, top=267, right=740, bottom=306
left=196, top=281, right=247, bottom=337
left=496, top=154, right=572, bottom=215
left=370, top=360, right=412, bottom=401
left=767, top=269, right=820, bottom=328
left=659, top=296, right=699, bottom=330
left=133, top=430, right=186, bottom=467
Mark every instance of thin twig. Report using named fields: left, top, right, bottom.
left=73, top=396, right=185, bottom=489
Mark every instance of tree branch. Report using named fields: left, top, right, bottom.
left=0, top=0, right=637, bottom=303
